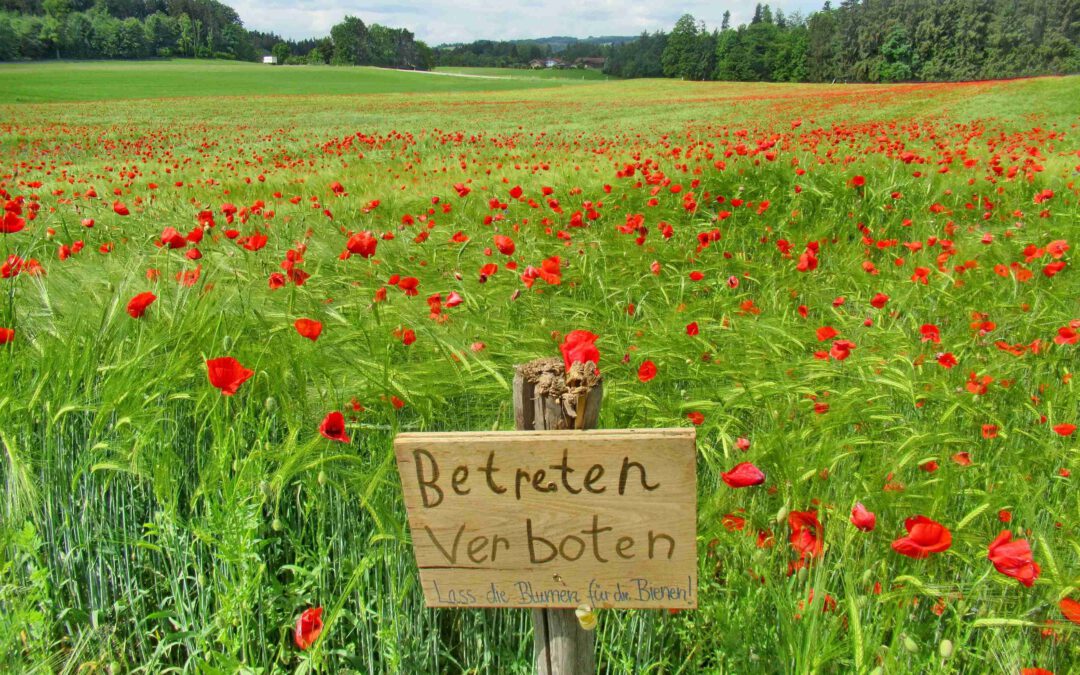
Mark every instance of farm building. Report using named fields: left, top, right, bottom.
left=574, top=57, right=607, bottom=69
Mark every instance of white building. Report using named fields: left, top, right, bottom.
left=262, top=56, right=278, bottom=65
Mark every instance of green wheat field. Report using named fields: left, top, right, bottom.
left=1, top=60, right=1078, bottom=673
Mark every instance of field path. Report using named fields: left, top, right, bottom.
left=375, top=67, right=508, bottom=79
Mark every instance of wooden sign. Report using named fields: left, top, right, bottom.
left=394, top=428, right=697, bottom=609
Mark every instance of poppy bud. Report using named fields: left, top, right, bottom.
left=223, top=335, right=233, bottom=350
left=902, top=635, right=919, bottom=653
left=265, top=397, right=278, bottom=412
left=318, top=470, right=327, bottom=486
left=259, top=480, right=273, bottom=501
left=272, top=517, right=283, bottom=531
left=796, top=566, right=808, bottom=583
left=938, top=639, right=954, bottom=659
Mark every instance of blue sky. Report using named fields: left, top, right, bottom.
left=231, top=0, right=826, bottom=45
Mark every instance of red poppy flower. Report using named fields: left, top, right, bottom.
left=1046, top=239, right=1069, bottom=258
left=346, top=231, right=378, bottom=258
left=319, top=412, right=350, bottom=443
left=686, top=322, right=699, bottom=336
left=1061, top=597, right=1080, bottom=625
left=850, top=503, right=876, bottom=532
left=816, top=326, right=838, bottom=341
left=721, top=462, right=765, bottom=488
left=445, top=291, right=463, bottom=308
left=1020, top=669, right=1053, bottom=675
left=951, top=452, right=972, bottom=466
left=112, top=200, right=129, bottom=216
left=1055, top=327, right=1078, bottom=345
left=721, top=513, right=746, bottom=531
left=1052, top=423, right=1076, bottom=436
left=126, top=292, right=157, bottom=319
left=735, top=437, right=750, bottom=451
left=987, top=531, right=1040, bottom=587
left=796, top=248, right=818, bottom=272
left=1, top=211, right=25, bottom=234
left=494, top=234, right=515, bottom=256
left=829, top=340, right=856, bottom=361
left=559, top=330, right=600, bottom=373
left=870, top=293, right=889, bottom=308
left=295, top=319, right=323, bottom=341
left=294, top=606, right=324, bottom=649
left=206, top=357, right=254, bottom=396
left=686, top=411, right=704, bottom=425
left=638, top=360, right=657, bottom=382
left=1043, top=261, right=1066, bottom=277
left=937, top=352, right=957, bottom=369
left=159, top=227, right=186, bottom=249
left=919, top=324, right=941, bottom=343
left=891, top=515, right=951, bottom=558
left=0, top=327, right=13, bottom=345
left=789, top=510, right=824, bottom=559
left=242, top=232, right=268, bottom=251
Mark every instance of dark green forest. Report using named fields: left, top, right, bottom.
left=606, top=0, right=1080, bottom=82
left=0, top=0, right=432, bottom=68
left=1, top=0, right=1078, bottom=83
left=438, top=0, right=1080, bottom=82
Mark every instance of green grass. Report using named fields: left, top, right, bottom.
left=435, top=66, right=615, bottom=81
left=0, top=59, right=574, bottom=103
left=0, top=65, right=1079, bottom=672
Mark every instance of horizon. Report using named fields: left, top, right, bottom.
left=229, top=0, right=823, bottom=45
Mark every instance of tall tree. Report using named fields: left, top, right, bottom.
left=661, top=13, right=700, bottom=79
left=330, top=15, right=368, bottom=65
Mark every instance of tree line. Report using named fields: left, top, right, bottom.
left=432, top=37, right=634, bottom=68
left=0, top=0, right=254, bottom=60
left=605, top=0, right=1080, bottom=82
left=0, top=0, right=432, bottom=68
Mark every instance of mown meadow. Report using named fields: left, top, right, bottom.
left=1, top=62, right=1078, bottom=673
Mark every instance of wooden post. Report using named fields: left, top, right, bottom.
left=513, top=356, right=600, bottom=675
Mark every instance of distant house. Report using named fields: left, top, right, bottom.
left=544, top=58, right=568, bottom=69
left=528, top=59, right=545, bottom=69
left=574, top=57, right=607, bottom=69
left=262, top=56, right=278, bottom=65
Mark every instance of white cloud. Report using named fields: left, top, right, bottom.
left=231, top=0, right=825, bottom=44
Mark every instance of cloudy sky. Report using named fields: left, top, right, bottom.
left=231, top=0, right=825, bottom=45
